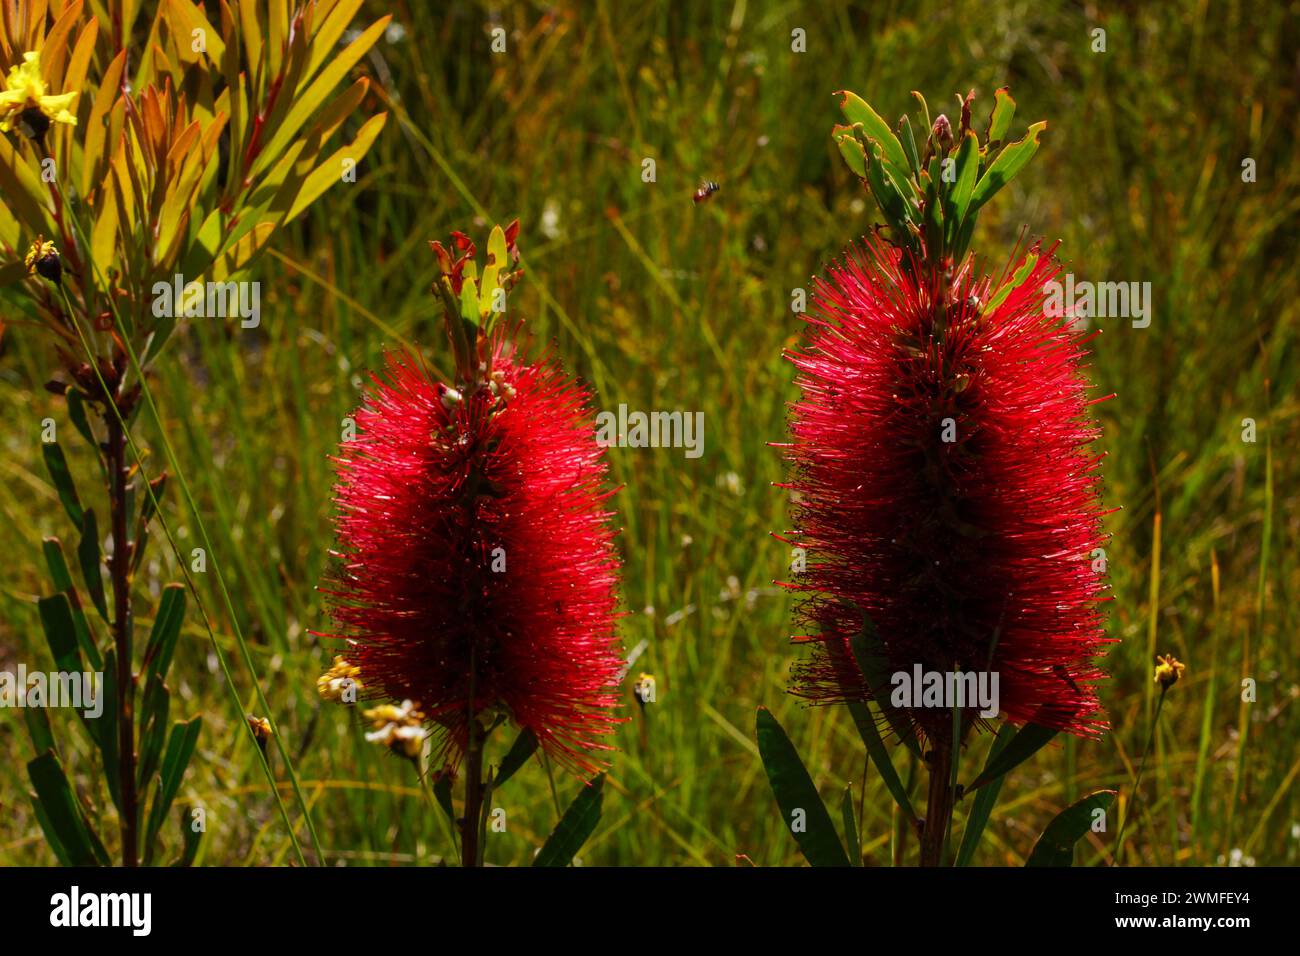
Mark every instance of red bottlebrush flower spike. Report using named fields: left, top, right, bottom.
left=322, top=230, right=622, bottom=775
left=779, top=235, right=1112, bottom=740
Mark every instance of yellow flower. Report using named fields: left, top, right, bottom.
left=1154, top=654, right=1185, bottom=690
left=24, top=236, right=61, bottom=284
left=0, top=51, right=79, bottom=136
left=362, top=699, right=425, bottom=760
left=247, top=714, right=272, bottom=744
left=316, top=656, right=362, bottom=702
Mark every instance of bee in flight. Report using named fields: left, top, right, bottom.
left=692, top=180, right=720, bottom=204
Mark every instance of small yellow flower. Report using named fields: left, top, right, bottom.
left=0, top=52, right=79, bottom=137
left=633, top=672, right=657, bottom=706
left=1154, top=654, right=1185, bottom=690
left=24, top=236, right=61, bottom=284
left=247, top=714, right=272, bottom=744
left=316, top=656, right=362, bottom=702
left=362, top=699, right=425, bottom=760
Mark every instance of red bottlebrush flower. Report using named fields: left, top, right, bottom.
left=322, top=338, right=624, bottom=774
left=778, top=235, right=1112, bottom=740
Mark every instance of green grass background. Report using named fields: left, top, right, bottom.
left=2, top=0, right=1298, bottom=866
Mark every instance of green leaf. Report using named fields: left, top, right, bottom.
left=898, top=114, right=922, bottom=177
left=432, top=774, right=455, bottom=823
left=173, top=805, right=204, bottom=866
left=955, top=722, right=1016, bottom=866
left=967, top=720, right=1059, bottom=792
left=494, top=727, right=538, bottom=789
left=36, top=593, right=81, bottom=674
left=983, top=252, right=1040, bottom=314
left=27, top=751, right=100, bottom=866
left=145, top=716, right=203, bottom=854
left=41, top=538, right=100, bottom=669
left=42, top=442, right=84, bottom=528
left=24, top=705, right=56, bottom=756
left=968, top=121, right=1047, bottom=215
left=986, top=87, right=1016, bottom=146
left=1025, top=790, right=1116, bottom=866
left=832, top=124, right=867, bottom=178
left=947, top=131, right=979, bottom=248
left=142, top=584, right=187, bottom=688
left=137, top=679, right=171, bottom=796
left=30, top=795, right=73, bottom=865
left=847, top=701, right=917, bottom=821
left=77, top=509, right=109, bottom=623
left=837, top=90, right=911, bottom=184
left=459, top=275, right=480, bottom=327
left=99, top=648, right=122, bottom=812
left=533, top=774, right=604, bottom=867
left=64, top=391, right=99, bottom=454
left=840, top=785, right=860, bottom=866
left=848, top=617, right=921, bottom=757
left=755, top=707, right=851, bottom=867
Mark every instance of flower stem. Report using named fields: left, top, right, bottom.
left=461, top=719, right=486, bottom=867
left=920, top=738, right=953, bottom=866
left=106, top=407, right=139, bottom=867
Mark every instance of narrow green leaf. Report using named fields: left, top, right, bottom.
left=36, top=593, right=81, bottom=674
left=174, top=805, right=204, bottom=866
left=432, top=774, right=455, bottom=823
left=898, top=114, right=921, bottom=177
left=947, top=131, right=979, bottom=247
left=832, top=125, right=866, bottom=179
left=848, top=618, right=921, bottom=757
left=142, top=584, right=187, bottom=687
left=955, top=722, right=1016, bottom=866
left=968, top=121, right=1047, bottom=214
left=755, top=707, right=851, bottom=867
left=986, top=87, right=1016, bottom=145
left=41, top=538, right=100, bottom=669
left=983, top=252, right=1040, bottom=314
left=840, top=785, right=860, bottom=866
left=27, top=751, right=100, bottom=866
left=77, top=509, right=109, bottom=623
left=1025, top=790, right=1116, bottom=866
left=847, top=701, right=917, bottom=821
left=30, top=795, right=73, bottom=865
left=967, top=720, right=1059, bottom=792
left=837, top=90, right=911, bottom=183
left=24, top=706, right=56, bottom=755
left=145, top=715, right=203, bottom=853
left=42, top=442, right=84, bottom=527
left=494, top=727, right=538, bottom=790
left=99, top=648, right=122, bottom=812
left=533, top=774, right=604, bottom=867
left=64, top=390, right=98, bottom=452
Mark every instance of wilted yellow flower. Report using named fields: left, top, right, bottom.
left=316, top=656, right=362, bottom=702
left=362, top=699, right=425, bottom=760
left=0, top=52, right=78, bottom=137
left=247, top=714, right=272, bottom=743
left=24, top=236, right=61, bottom=284
left=1154, top=654, right=1185, bottom=690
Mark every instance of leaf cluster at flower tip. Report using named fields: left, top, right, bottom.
left=831, top=87, right=1046, bottom=268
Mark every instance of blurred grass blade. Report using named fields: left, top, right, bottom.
left=840, top=785, right=860, bottom=866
